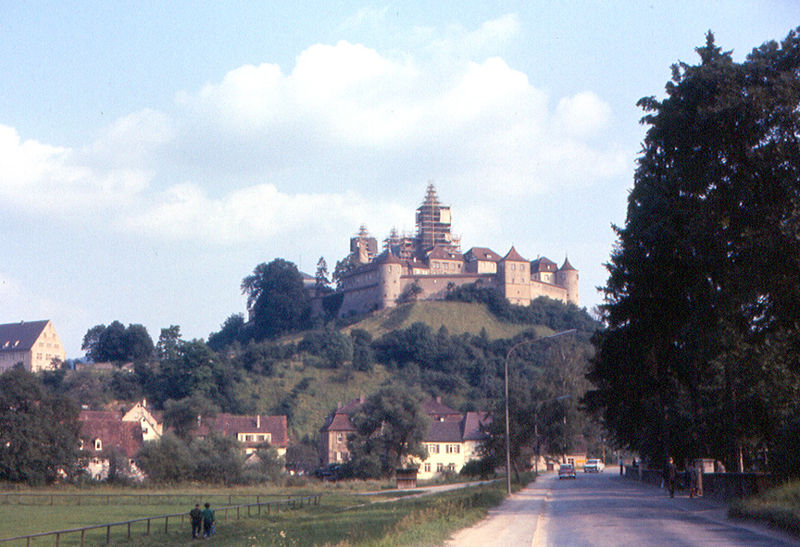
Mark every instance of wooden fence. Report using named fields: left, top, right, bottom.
left=0, top=494, right=321, bottom=546
left=0, top=491, right=299, bottom=506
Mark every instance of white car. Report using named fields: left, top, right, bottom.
left=584, top=459, right=605, bottom=472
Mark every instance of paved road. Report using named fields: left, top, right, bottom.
left=445, top=471, right=799, bottom=546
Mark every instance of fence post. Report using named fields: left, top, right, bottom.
left=128, top=522, right=131, bottom=539
left=146, top=519, right=151, bottom=535
left=106, top=525, right=111, bottom=545
left=81, top=529, right=86, bottom=547
left=165, top=515, right=169, bottom=533
left=55, top=532, right=60, bottom=546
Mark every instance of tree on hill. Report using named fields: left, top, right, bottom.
left=347, top=386, right=430, bottom=478
left=588, top=29, right=800, bottom=472
left=241, top=259, right=311, bottom=341
left=82, top=321, right=154, bottom=362
left=207, top=314, right=245, bottom=352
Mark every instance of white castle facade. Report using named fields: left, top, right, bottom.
left=335, top=184, right=579, bottom=317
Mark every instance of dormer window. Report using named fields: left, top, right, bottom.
left=94, top=438, right=102, bottom=451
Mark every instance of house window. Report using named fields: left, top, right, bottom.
left=337, top=433, right=343, bottom=443
left=436, top=463, right=444, bottom=472
left=448, top=463, right=456, bottom=472
left=511, top=264, right=516, bottom=270
left=142, top=427, right=148, bottom=434
left=78, top=439, right=84, bottom=450
left=428, top=444, right=439, bottom=454
left=245, top=435, right=253, bottom=442
left=446, top=444, right=460, bottom=454
left=94, top=439, right=102, bottom=451
left=424, top=463, right=431, bottom=472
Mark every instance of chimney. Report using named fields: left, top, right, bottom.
left=256, top=414, right=261, bottom=429
left=142, top=398, right=147, bottom=408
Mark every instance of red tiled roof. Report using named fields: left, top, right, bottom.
left=530, top=256, right=557, bottom=272
left=79, top=410, right=123, bottom=421
left=373, top=250, right=402, bottom=265
left=0, top=320, right=49, bottom=352
left=200, top=414, right=289, bottom=448
left=425, top=420, right=463, bottom=443
left=465, top=247, right=500, bottom=262
left=559, top=257, right=576, bottom=271
left=502, top=246, right=527, bottom=262
left=79, top=419, right=143, bottom=458
left=462, top=411, right=491, bottom=441
left=427, top=246, right=463, bottom=261
left=422, top=398, right=460, bottom=417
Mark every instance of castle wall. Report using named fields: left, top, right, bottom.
left=530, top=280, right=569, bottom=304
left=401, top=274, right=488, bottom=301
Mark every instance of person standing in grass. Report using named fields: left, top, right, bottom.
left=190, top=504, right=203, bottom=539
left=202, top=502, right=215, bottom=538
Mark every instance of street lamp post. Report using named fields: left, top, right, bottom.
left=504, top=329, right=576, bottom=495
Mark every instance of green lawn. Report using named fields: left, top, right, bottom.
left=0, top=479, right=517, bottom=546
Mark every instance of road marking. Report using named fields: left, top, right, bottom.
left=532, top=488, right=551, bottom=547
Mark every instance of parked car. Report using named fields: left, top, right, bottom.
left=584, top=459, right=605, bottom=473
left=558, top=463, right=576, bottom=479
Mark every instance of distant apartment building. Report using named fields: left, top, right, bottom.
left=330, top=183, right=579, bottom=317
left=0, top=320, right=66, bottom=373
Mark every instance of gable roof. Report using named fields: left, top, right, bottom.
left=425, top=420, right=463, bottom=443
left=427, top=246, right=463, bottom=261
left=200, top=414, right=289, bottom=448
left=530, top=256, right=557, bottom=272
left=79, top=419, right=143, bottom=458
left=464, top=247, right=501, bottom=262
left=462, top=411, right=491, bottom=441
left=0, top=320, right=49, bottom=352
left=422, top=398, right=461, bottom=417
left=502, top=246, right=527, bottom=262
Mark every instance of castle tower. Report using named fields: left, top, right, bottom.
left=499, top=247, right=530, bottom=306
left=414, top=182, right=460, bottom=258
left=350, top=225, right=378, bottom=264
left=376, top=250, right=403, bottom=309
left=556, top=257, right=579, bottom=305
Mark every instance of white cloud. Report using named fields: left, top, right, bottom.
left=1, top=19, right=626, bottom=242
left=0, top=124, right=151, bottom=214
left=555, top=91, right=612, bottom=137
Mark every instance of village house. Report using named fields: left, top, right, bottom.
left=0, top=320, right=65, bottom=373
left=319, top=396, right=490, bottom=478
left=77, top=411, right=146, bottom=481
left=196, top=413, right=289, bottom=457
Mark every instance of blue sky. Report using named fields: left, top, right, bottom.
left=1, top=2, right=797, bottom=357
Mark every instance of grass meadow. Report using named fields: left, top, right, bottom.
left=0, top=478, right=516, bottom=546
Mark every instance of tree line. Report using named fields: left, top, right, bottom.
left=588, top=28, right=800, bottom=480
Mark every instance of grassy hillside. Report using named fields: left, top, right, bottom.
left=243, top=359, right=394, bottom=441
left=254, top=301, right=556, bottom=441
left=344, top=301, right=552, bottom=340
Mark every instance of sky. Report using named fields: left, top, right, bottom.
left=1, top=2, right=797, bottom=358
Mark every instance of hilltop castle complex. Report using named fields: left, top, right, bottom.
left=336, top=183, right=578, bottom=316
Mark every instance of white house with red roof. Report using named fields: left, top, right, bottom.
left=319, top=396, right=490, bottom=478
left=196, top=413, right=289, bottom=457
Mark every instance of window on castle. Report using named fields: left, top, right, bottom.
left=94, top=438, right=102, bottom=451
